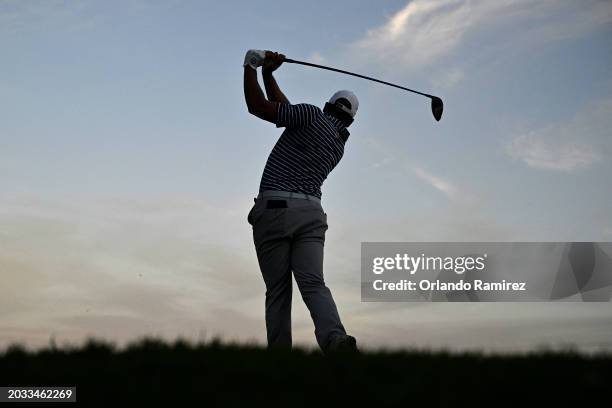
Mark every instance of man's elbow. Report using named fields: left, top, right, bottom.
left=247, top=104, right=261, bottom=117
left=246, top=100, right=276, bottom=123
left=247, top=101, right=267, bottom=118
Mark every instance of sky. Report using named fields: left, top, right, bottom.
left=1, top=0, right=611, bottom=352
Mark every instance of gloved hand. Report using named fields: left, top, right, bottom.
left=243, top=49, right=266, bottom=70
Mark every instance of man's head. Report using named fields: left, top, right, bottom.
left=323, top=90, right=358, bottom=127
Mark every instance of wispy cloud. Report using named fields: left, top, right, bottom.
left=364, top=137, right=458, bottom=199
left=351, top=0, right=476, bottom=69
left=506, top=99, right=612, bottom=172
left=411, top=165, right=457, bottom=198
left=367, top=156, right=394, bottom=170
left=506, top=134, right=600, bottom=172
left=349, top=0, right=612, bottom=71
left=431, top=66, right=465, bottom=89
left=307, top=51, right=326, bottom=64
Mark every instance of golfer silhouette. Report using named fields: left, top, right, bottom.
left=243, top=49, right=358, bottom=353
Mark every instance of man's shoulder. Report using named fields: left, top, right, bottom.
left=293, top=103, right=322, bottom=114
left=276, top=103, right=324, bottom=130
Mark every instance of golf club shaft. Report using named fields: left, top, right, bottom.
left=284, top=58, right=435, bottom=99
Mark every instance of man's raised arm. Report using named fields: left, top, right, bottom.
left=263, top=52, right=289, bottom=104
left=243, top=49, right=278, bottom=124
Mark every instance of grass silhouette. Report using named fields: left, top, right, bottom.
left=1, top=337, right=610, bottom=406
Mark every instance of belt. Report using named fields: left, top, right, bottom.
left=257, top=190, right=321, bottom=203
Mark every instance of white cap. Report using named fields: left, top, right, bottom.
left=329, top=90, right=359, bottom=118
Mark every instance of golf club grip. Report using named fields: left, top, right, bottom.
left=284, top=58, right=433, bottom=99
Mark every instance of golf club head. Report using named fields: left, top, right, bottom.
left=431, top=96, right=443, bottom=121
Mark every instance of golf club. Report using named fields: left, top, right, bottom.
left=284, top=58, right=444, bottom=122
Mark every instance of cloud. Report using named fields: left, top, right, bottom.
left=411, top=165, right=457, bottom=198
left=349, top=0, right=612, bottom=71
left=507, top=134, right=600, bottom=171
left=506, top=99, right=612, bottom=171
left=367, top=156, right=394, bottom=170
left=352, top=0, right=475, bottom=69
left=2, top=193, right=612, bottom=352
left=0, top=193, right=266, bottom=348
left=308, top=51, right=326, bottom=64
left=431, top=67, right=465, bottom=89
left=364, top=137, right=458, bottom=199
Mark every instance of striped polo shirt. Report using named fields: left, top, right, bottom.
left=258, top=103, right=350, bottom=199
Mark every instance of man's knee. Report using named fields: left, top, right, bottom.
left=296, top=274, right=328, bottom=295
left=265, top=280, right=292, bottom=308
